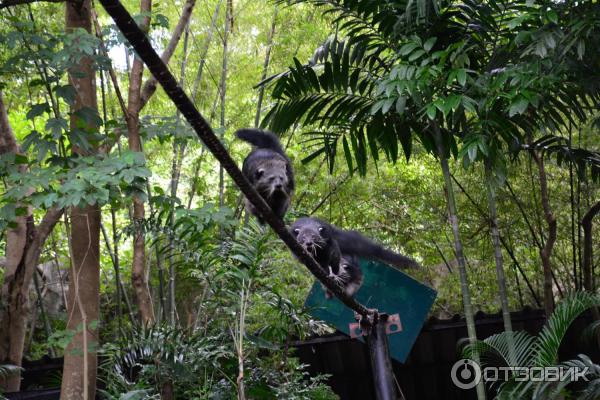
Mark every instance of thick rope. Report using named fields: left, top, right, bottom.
left=99, top=0, right=372, bottom=317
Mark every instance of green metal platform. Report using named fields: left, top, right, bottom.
left=304, top=259, right=437, bottom=363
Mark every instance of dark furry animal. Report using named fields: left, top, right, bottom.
left=290, top=217, right=341, bottom=276
left=333, top=226, right=421, bottom=270
left=237, top=129, right=294, bottom=222
left=290, top=217, right=419, bottom=298
left=324, top=255, right=363, bottom=299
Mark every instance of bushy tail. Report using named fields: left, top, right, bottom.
left=236, top=129, right=286, bottom=157
left=333, top=228, right=420, bottom=270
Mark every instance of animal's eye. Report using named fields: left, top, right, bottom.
left=318, top=227, right=324, bottom=233
left=256, top=169, right=264, bottom=178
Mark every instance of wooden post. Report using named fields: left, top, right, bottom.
left=366, top=314, right=401, bottom=400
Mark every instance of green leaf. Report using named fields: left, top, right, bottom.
left=55, top=85, right=77, bottom=105
left=457, top=69, right=467, bottom=86
left=546, top=10, right=558, bottom=24
left=509, top=97, right=529, bottom=117
left=426, top=104, right=437, bottom=120
left=399, top=42, right=418, bottom=56
left=342, top=136, right=353, bottom=174
left=45, top=117, right=68, bottom=138
left=395, top=96, right=407, bottom=114
left=423, top=37, right=437, bottom=52
left=408, top=49, right=426, bottom=62
left=26, top=103, right=50, bottom=120
left=381, top=97, right=395, bottom=114
left=577, top=40, right=585, bottom=60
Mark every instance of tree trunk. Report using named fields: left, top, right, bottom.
left=0, top=93, right=64, bottom=392
left=125, top=0, right=197, bottom=325
left=218, top=0, right=232, bottom=208
left=191, top=0, right=222, bottom=104
left=167, top=15, right=192, bottom=326
left=532, top=151, right=556, bottom=316
left=432, top=126, right=485, bottom=400
left=581, top=201, right=600, bottom=292
left=254, top=6, right=277, bottom=127
left=126, top=0, right=155, bottom=326
left=60, top=1, right=101, bottom=398
left=484, top=161, right=514, bottom=361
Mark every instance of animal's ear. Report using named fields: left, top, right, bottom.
left=255, top=168, right=264, bottom=179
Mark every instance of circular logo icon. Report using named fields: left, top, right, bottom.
left=451, top=359, right=482, bottom=390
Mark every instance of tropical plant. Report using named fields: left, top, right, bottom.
left=98, top=325, right=233, bottom=399
left=463, top=291, right=600, bottom=399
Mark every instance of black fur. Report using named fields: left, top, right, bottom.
left=236, top=129, right=295, bottom=222
left=332, top=227, right=420, bottom=270
left=291, top=217, right=420, bottom=298
left=290, top=217, right=340, bottom=276
left=323, top=255, right=364, bottom=299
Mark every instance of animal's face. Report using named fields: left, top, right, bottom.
left=254, top=159, right=289, bottom=197
left=290, top=218, right=332, bottom=257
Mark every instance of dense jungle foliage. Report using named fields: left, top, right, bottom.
left=0, top=0, right=599, bottom=398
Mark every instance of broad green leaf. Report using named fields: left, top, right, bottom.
left=424, top=37, right=437, bottom=52
left=509, top=97, right=529, bottom=117
left=426, top=104, right=437, bottom=120
left=26, top=103, right=50, bottom=120
left=399, top=42, right=418, bottom=56
left=457, top=69, right=467, bottom=86
left=395, top=96, right=407, bottom=114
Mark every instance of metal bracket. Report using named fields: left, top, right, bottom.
left=349, top=313, right=402, bottom=338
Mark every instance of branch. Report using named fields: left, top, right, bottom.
left=99, top=0, right=373, bottom=318
left=24, top=207, right=64, bottom=273
left=0, top=91, right=18, bottom=154
left=581, top=200, right=600, bottom=291
left=138, top=0, right=196, bottom=110
left=0, top=0, right=63, bottom=9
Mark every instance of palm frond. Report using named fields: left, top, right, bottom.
left=463, top=330, right=536, bottom=368
left=535, top=292, right=600, bottom=367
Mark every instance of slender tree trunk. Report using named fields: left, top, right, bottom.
left=532, top=151, right=556, bottom=316
left=568, top=124, right=578, bottom=290
left=191, top=0, right=222, bottom=104
left=484, top=161, right=514, bottom=361
left=581, top=201, right=600, bottom=292
left=452, top=174, right=542, bottom=307
left=166, top=16, right=192, bottom=326
left=60, top=1, right=100, bottom=397
left=254, top=6, right=277, bottom=127
left=126, top=0, right=155, bottom=326
left=0, top=92, right=64, bottom=391
left=218, top=0, right=232, bottom=208
left=432, top=126, right=485, bottom=400
left=125, top=0, right=197, bottom=325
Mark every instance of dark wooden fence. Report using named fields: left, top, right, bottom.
left=294, top=308, right=599, bottom=400
left=6, top=308, right=598, bottom=399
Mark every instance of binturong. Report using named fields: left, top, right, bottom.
left=236, top=129, right=295, bottom=222
left=290, top=217, right=419, bottom=298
